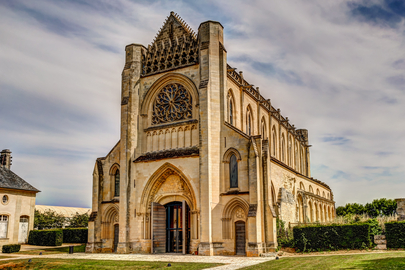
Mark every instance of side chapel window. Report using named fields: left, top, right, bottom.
left=114, top=170, right=120, bottom=197
left=229, top=154, right=238, bottom=188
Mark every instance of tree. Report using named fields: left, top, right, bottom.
left=34, top=209, right=66, bottom=230
left=336, top=198, right=397, bottom=217
left=68, top=212, right=89, bottom=228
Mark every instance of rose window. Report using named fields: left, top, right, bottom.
left=152, top=83, right=192, bottom=125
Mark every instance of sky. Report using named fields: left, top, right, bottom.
left=0, top=0, right=404, bottom=208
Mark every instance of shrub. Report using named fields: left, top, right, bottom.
left=276, top=218, right=295, bottom=248
left=293, top=223, right=372, bottom=252
left=28, top=229, right=63, bottom=246
left=385, top=221, right=405, bottom=248
left=63, top=228, right=88, bottom=243
left=2, top=244, right=21, bottom=253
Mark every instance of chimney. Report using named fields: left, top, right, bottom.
left=0, top=149, right=12, bottom=170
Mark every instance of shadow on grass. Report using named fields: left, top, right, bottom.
left=18, top=244, right=86, bottom=255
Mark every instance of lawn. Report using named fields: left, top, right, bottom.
left=241, top=251, right=405, bottom=269
left=0, top=259, right=222, bottom=270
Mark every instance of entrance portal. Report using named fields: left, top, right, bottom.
left=235, top=221, right=246, bottom=255
left=113, top=224, right=119, bottom=252
left=151, top=201, right=190, bottom=254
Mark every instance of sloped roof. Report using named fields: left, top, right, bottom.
left=0, top=166, right=40, bottom=192
left=35, top=205, right=90, bottom=218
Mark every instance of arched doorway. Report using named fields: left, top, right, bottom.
left=151, top=201, right=190, bottom=254
left=141, top=163, right=197, bottom=254
left=113, top=224, right=119, bottom=252
left=235, top=221, right=246, bottom=255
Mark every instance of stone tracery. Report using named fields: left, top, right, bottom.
left=152, top=83, right=192, bottom=125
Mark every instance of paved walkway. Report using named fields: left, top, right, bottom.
left=0, top=253, right=275, bottom=269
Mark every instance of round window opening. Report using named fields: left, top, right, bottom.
left=2, top=195, right=8, bottom=205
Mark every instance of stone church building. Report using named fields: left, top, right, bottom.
left=87, top=12, right=335, bottom=256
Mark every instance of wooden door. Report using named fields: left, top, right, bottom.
left=235, top=221, right=246, bottom=255
left=113, top=224, right=119, bottom=252
left=151, top=202, right=166, bottom=253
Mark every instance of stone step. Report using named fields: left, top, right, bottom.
left=374, top=244, right=387, bottom=250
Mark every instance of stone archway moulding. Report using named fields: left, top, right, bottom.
left=140, top=162, right=197, bottom=214
left=140, top=73, right=200, bottom=117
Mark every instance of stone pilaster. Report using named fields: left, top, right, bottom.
left=117, top=43, right=144, bottom=253
left=197, top=20, right=225, bottom=256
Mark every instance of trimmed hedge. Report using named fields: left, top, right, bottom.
left=28, top=229, right=63, bottom=246
left=293, top=223, right=372, bottom=252
left=63, top=228, right=88, bottom=243
left=385, top=221, right=405, bottom=248
left=2, top=244, right=21, bottom=253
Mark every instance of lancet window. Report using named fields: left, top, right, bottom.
left=152, top=83, right=192, bottom=125
left=246, top=108, right=252, bottom=136
left=114, top=170, right=120, bottom=197
left=229, top=154, right=238, bottom=188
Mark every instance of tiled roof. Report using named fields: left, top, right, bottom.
left=0, top=166, right=40, bottom=192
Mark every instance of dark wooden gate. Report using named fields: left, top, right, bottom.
left=151, top=202, right=166, bottom=253
left=235, top=221, right=246, bottom=255
left=113, top=224, right=119, bottom=252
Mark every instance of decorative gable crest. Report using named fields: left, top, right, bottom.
left=142, top=12, right=199, bottom=77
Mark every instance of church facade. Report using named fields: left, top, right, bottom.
left=87, top=12, right=335, bottom=256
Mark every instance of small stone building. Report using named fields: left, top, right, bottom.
left=87, top=12, right=335, bottom=256
left=0, top=149, right=40, bottom=246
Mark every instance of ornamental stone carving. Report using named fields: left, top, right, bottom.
left=152, top=83, right=192, bottom=125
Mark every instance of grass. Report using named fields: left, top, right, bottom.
left=18, top=244, right=86, bottom=255
left=241, top=251, right=405, bottom=269
left=0, top=258, right=221, bottom=269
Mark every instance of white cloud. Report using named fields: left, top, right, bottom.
left=1, top=0, right=404, bottom=207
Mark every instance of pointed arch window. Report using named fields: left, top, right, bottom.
left=114, top=170, right=120, bottom=197
left=229, top=154, right=238, bottom=188
left=272, top=128, right=277, bottom=157
left=261, top=118, right=267, bottom=139
left=246, top=109, right=252, bottom=136
left=281, top=134, right=285, bottom=162
left=229, top=99, right=234, bottom=125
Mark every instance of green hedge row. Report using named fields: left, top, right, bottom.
left=2, top=244, right=21, bottom=253
left=28, top=228, right=88, bottom=246
left=28, top=229, right=63, bottom=246
left=293, top=223, right=372, bottom=251
left=385, top=221, right=405, bottom=248
left=63, top=228, right=88, bottom=243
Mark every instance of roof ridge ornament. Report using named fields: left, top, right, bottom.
left=150, top=11, right=196, bottom=49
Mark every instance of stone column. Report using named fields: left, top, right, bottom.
left=197, top=20, right=225, bottom=256
left=396, top=198, right=405, bottom=221
left=117, top=43, right=144, bottom=253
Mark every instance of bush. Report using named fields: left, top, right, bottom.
left=293, top=223, right=372, bottom=252
left=276, top=218, right=295, bottom=248
left=2, top=244, right=21, bottom=253
left=385, top=221, right=405, bottom=248
left=63, top=228, right=88, bottom=243
left=28, top=229, right=63, bottom=246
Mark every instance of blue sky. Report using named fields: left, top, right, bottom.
left=0, top=0, right=404, bottom=208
